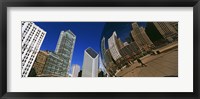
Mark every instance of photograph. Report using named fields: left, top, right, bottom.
left=1, top=0, right=198, bottom=97
left=21, top=22, right=178, bottom=77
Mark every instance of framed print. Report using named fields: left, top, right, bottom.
left=0, top=0, right=200, bottom=99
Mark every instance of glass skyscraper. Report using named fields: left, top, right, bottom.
left=55, top=30, right=76, bottom=76
left=42, top=51, right=65, bottom=77
left=38, top=30, right=76, bottom=77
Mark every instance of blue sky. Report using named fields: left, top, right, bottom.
left=34, top=22, right=105, bottom=72
left=34, top=22, right=146, bottom=73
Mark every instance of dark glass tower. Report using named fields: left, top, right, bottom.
left=55, top=30, right=76, bottom=76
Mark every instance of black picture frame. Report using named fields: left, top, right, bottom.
left=0, top=0, right=199, bottom=99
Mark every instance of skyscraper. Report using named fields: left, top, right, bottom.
left=72, top=64, right=80, bottom=77
left=139, top=27, right=154, bottom=47
left=55, top=30, right=76, bottom=75
left=21, top=22, right=46, bottom=77
left=108, top=31, right=122, bottom=61
left=131, top=23, right=153, bottom=52
left=42, top=51, right=66, bottom=77
left=82, top=48, right=99, bottom=77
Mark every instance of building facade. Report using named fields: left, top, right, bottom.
left=170, top=22, right=178, bottom=32
left=131, top=23, right=153, bottom=52
left=42, top=51, right=66, bottom=77
left=32, top=51, right=48, bottom=76
left=119, top=45, right=136, bottom=58
left=55, top=30, right=76, bottom=75
left=117, top=38, right=125, bottom=49
left=21, top=22, right=46, bottom=77
left=108, top=31, right=122, bottom=61
left=139, top=27, right=154, bottom=48
left=82, top=48, right=99, bottom=77
left=129, top=42, right=141, bottom=54
left=153, top=22, right=178, bottom=41
left=103, top=49, right=116, bottom=76
left=72, top=64, right=80, bottom=77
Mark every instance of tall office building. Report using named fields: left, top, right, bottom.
left=72, top=64, right=80, bottom=77
left=32, top=50, right=48, bottom=76
left=42, top=51, right=66, bottom=77
left=153, top=22, right=177, bottom=41
left=55, top=30, right=76, bottom=74
left=131, top=23, right=152, bottom=52
left=21, top=22, right=46, bottom=77
left=108, top=31, right=122, bottom=61
left=82, top=48, right=99, bottom=77
left=139, top=27, right=154, bottom=47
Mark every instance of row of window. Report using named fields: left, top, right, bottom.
left=22, top=23, right=34, bottom=42
left=22, top=30, right=43, bottom=55
left=22, top=29, right=37, bottom=52
left=22, top=48, right=36, bottom=68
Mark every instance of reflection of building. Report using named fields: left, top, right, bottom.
left=101, top=37, right=106, bottom=54
left=32, top=51, right=48, bottom=76
left=55, top=30, right=76, bottom=74
left=125, top=35, right=134, bottom=44
left=170, top=22, right=178, bottom=31
left=82, top=48, right=99, bottom=77
left=117, top=42, right=140, bottom=68
left=99, top=56, right=107, bottom=75
left=144, top=22, right=166, bottom=47
left=131, top=23, right=153, bottom=52
left=153, top=22, right=177, bottom=41
left=21, top=22, right=46, bottom=77
left=129, top=42, right=141, bottom=54
left=108, top=31, right=122, bottom=61
left=72, top=64, right=80, bottom=77
left=119, top=44, right=136, bottom=59
left=104, top=49, right=114, bottom=67
left=140, top=27, right=154, bottom=47
left=104, top=49, right=117, bottom=76
left=101, top=37, right=106, bottom=65
left=117, top=38, right=124, bottom=49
